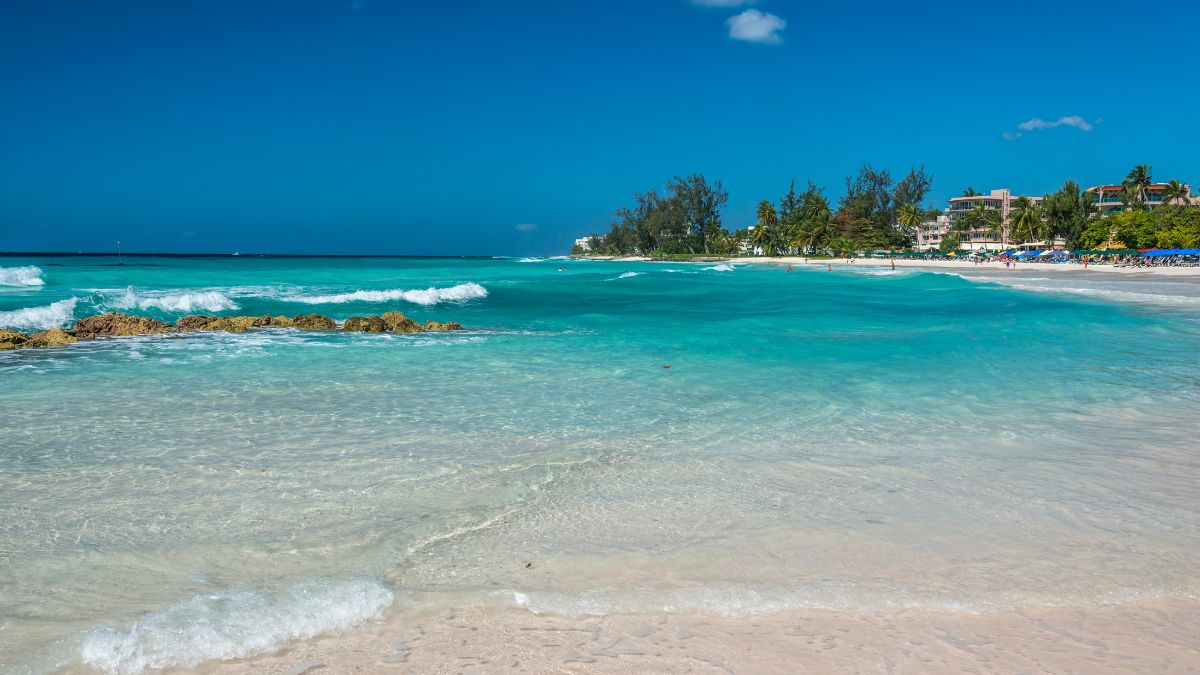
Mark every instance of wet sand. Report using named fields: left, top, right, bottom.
left=199, top=600, right=1200, bottom=674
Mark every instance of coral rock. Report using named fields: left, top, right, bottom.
left=0, top=329, right=28, bottom=350
left=23, top=328, right=79, bottom=348
left=176, top=315, right=218, bottom=331
left=422, top=320, right=465, bottom=331
left=342, top=316, right=388, bottom=332
left=73, top=313, right=173, bottom=340
left=380, top=311, right=424, bottom=333
left=292, top=314, right=336, bottom=330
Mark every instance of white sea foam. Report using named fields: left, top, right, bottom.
left=104, top=287, right=240, bottom=313
left=1003, top=284, right=1200, bottom=306
left=609, top=271, right=642, bottom=280
left=705, top=263, right=736, bottom=272
left=517, top=257, right=543, bottom=263
left=0, top=297, right=78, bottom=330
left=79, top=578, right=394, bottom=675
left=942, top=272, right=1200, bottom=307
left=288, top=282, right=487, bottom=306
left=0, top=265, right=46, bottom=287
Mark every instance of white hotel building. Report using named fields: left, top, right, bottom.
left=916, top=189, right=1043, bottom=251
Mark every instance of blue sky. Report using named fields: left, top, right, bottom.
left=1, top=0, right=1197, bottom=255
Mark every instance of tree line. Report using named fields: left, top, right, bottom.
left=576, top=164, right=935, bottom=257
left=574, top=163, right=1197, bottom=256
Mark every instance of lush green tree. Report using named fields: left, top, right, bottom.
left=1007, top=196, right=1044, bottom=245
left=1042, top=180, right=1093, bottom=248
left=895, top=203, right=923, bottom=248
left=829, top=236, right=857, bottom=257
left=668, top=173, right=729, bottom=254
left=892, top=166, right=933, bottom=217
left=938, top=232, right=961, bottom=254
left=841, top=163, right=894, bottom=231
left=1162, top=179, right=1190, bottom=206
left=1157, top=206, right=1200, bottom=247
left=754, top=200, right=779, bottom=255
left=779, top=180, right=833, bottom=253
left=961, top=187, right=981, bottom=197
left=1120, top=164, right=1153, bottom=210
left=1079, top=206, right=1200, bottom=249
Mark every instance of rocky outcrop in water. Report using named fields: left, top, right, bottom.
left=23, top=329, right=79, bottom=348
left=293, top=314, right=337, bottom=330
left=0, top=329, right=28, bottom=350
left=422, top=320, right=465, bottom=331
left=73, top=313, right=173, bottom=340
left=175, top=315, right=219, bottom=331
left=1, top=310, right=467, bottom=352
left=381, top=311, right=423, bottom=333
left=343, top=316, right=388, bottom=332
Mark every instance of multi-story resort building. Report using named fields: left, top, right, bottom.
left=914, top=214, right=952, bottom=251
left=946, top=189, right=1043, bottom=251
left=1086, top=183, right=1194, bottom=216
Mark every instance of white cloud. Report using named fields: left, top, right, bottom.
left=691, top=0, right=756, bottom=6
left=726, top=9, right=785, bottom=44
left=514, top=223, right=537, bottom=232
left=1002, top=131, right=1023, bottom=141
left=1017, top=115, right=1094, bottom=132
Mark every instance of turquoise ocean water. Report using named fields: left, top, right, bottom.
left=1, top=256, right=1199, bottom=673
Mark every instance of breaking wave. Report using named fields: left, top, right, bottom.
left=288, top=282, right=488, bottom=306
left=104, top=287, right=240, bottom=313
left=0, top=265, right=46, bottom=287
left=79, top=578, right=394, bottom=675
left=0, top=297, right=78, bottom=330
left=609, top=271, right=642, bottom=280
left=705, top=264, right=736, bottom=272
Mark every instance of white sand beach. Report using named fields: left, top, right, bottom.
left=728, top=256, right=1200, bottom=276
left=202, top=599, right=1200, bottom=674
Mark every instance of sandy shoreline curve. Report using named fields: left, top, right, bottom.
left=575, top=255, right=1200, bottom=276
left=197, top=599, right=1200, bottom=674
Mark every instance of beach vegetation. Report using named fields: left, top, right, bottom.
left=754, top=200, right=780, bottom=255
left=1008, top=197, right=1046, bottom=244
left=1120, top=164, right=1153, bottom=210
left=938, top=232, right=961, bottom=254
left=1078, top=205, right=1200, bottom=249
left=1042, top=180, right=1094, bottom=249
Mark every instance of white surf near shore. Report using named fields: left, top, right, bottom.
left=0, top=297, right=78, bottom=330
left=286, top=282, right=487, bottom=306
left=0, top=265, right=46, bottom=287
left=79, top=578, right=393, bottom=675
left=102, top=287, right=241, bottom=313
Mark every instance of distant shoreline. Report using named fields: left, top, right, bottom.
left=572, top=254, right=1200, bottom=276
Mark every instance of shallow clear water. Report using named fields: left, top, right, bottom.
left=2, top=256, right=1199, bottom=673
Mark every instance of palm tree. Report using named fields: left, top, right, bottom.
left=829, top=236, right=857, bottom=257
left=754, top=200, right=778, bottom=255
left=792, top=195, right=832, bottom=254
left=896, top=203, right=922, bottom=249
left=1161, top=179, right=1190, bottom=206
left=1008, top=197, right=1044, bottom=245
left=956, top=202, right=1001, bottom=247
left=1120, top=164, right=1152, bottom=210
